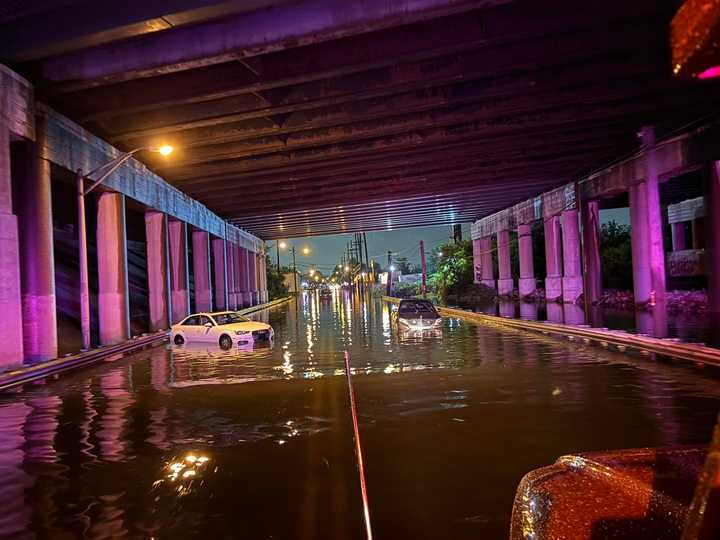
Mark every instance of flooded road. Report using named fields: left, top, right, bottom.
left=1, top=291, right=719, bottom=539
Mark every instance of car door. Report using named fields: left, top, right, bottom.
left=180, top=315, right=201, bottom=339
left=198, top=315, right=215, bottom=342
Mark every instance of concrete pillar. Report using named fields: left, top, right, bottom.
left=517, top=223, right=535, bottom=298
left=629, top=182, right=651, bottom=305
left=706, top=162, right=720, bottom=313
left=0, top=124, right=24, bottom=368
left=640, top=126, right=666, bottom=304
left=248, top=250, right=259, bottom=305
left=581, top=200, right=602, bottom=304
left=497, top=230, right=513, bottom=295
left=544, top=215, right=563, bottom=302
left=97, top=193, right=130, bottom=345
left=259, top=254, right=268, bottom=303
left=692, top=217, right=705, bottom=249
left=168, top=220, right=190, bottom=323
left=144, top=212, right=170, bottom=331
left=15, top=113, right=57, bottom=361
left=235, top=245, right=246, bottom=307
left=225, top=241, right=236, bottom=310
left=472, top=238, right=482, bottom=284
left=212, top=238, right=227, bottom=311
left=239, top=246, right=252, bottom=307
left=561, top=209, right=583, bottom=303
left=192, top=229, right=212, bottom=312
left=480, top=236, right=495, bottom=289
left=671, top=222, right=686, bottom=251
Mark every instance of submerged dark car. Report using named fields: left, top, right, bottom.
left=394, top=299, right=442, bottom=330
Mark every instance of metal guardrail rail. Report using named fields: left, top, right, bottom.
left=0, top=296, right=292, bottom=392
left=383, top=296, right=720, bottom=367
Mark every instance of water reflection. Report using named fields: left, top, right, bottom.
left=0, top=296, right=718, bottom=539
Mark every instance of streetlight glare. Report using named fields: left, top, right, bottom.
left=302, top=247, right=310, bottom=255
left=344, top=265, right=349, bottom=271
left=156, top=145, right=174, bottom=156
left=279, top=241, right=287, bottom=249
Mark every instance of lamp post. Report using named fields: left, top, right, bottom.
left=77, top=145, right=172, bottom=350
left=290, top=246, right=298, bottom=293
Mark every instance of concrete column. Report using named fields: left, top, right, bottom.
left=15, top=113, right=57, bottom=361
left=692, top=217, right=705, bottom=249
left=472, top=238, right=482, bottom=284
left=192, top=229, right=212, bottom=312
left=706, top=162, right=720, bottom=313
left=239, top=246, right=252, bottom=307
left=671, top=222, right=686, bottom=251
left=480, top=236, right=495, bottom=289
left=259, top=254, right=268, bottom=303
left=248, top=250, right=259, bottom=305
left=544, top=215, right=563, bottom=302
left=168, top=220, right=190, bottom=323
left=144, top=212, right=170, bottom=331
left=0, top=124, right=23, bottom=368
left=517, top=223, right=535, bottom=298
left=225, top=241, right=236, bottom=310
left=581, top=200, right=602, bottom=304
left=97, top=193, right=130, bottom=345
left=561, top=209, right=583, bottom=303
left=234, top=245, right=245, bottom=307
left=497, top=230, right=513, bottom=295
left=212, top=238, right=227, bottom=310
left=640, top=126, right=666, bottom=304
left=629, top=182, right=651, bottom=304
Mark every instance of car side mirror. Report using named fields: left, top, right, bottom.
left=204, top=322, right=213, bottom=328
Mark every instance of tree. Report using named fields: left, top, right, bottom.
left=600, top=221, right=633, bottom=290
left=430, top=240, right=473, bottom=300
left=266, top=255, right=289, bottom=299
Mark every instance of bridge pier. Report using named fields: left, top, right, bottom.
left=238, top=247, right=251, bottom=307
left=480, top=236, right=495, bottom=289
left=581, top=200, right=602, bottom=304
left=518, top=223, right=535, bottom=298
left=234, top=245, right=245, bottom=308
left=707, top=163, right=720, bottom=313
left=15, top=112, right=58, bottom=361
left=544, top=215, right=563, bottom=302
left=472, top=238, right=482, bottom=284
left=248, top=250, right=259, bottom=305
left=145, top=212, right=170, bottom=331
left=497, top=229, right=513, bottom=296
left=97, top=193, right=129, bottom=345
left=212, top=238, right=227, bottom=311
left=192, top=229, right=212, bottom=312
left=226, top=242, right=237, bottom=310
left=561, top=209, right=583, bottom=303
left=169, top=220, right=190, bottom=323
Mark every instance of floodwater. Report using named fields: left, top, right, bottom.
left=1, top=292, right=719, bottom=539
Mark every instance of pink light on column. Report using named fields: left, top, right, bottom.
left=698, top=65, right=720, bottom=79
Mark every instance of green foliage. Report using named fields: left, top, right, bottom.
left=266, top=255, right=289, bottom=300
left=600, top=221, right=633, bottom=289
left=430, top=239, right=473, bottom=301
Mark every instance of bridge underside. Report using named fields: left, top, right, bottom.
left=3, top=0, right=718, bottom=239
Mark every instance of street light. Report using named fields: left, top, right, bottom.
left=302, top=246, right=310, bottom=255
left=77, top=145, right=173, bottom=350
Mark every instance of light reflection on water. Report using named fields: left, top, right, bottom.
left=0, top=291, right=718, bottom=539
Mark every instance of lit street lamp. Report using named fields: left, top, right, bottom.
left=77, top=145, right=173, bottom=350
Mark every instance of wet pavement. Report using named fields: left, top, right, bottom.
left=1, top=291, right=719, bottom=539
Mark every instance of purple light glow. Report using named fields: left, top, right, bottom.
left=698, top=65, right=720, bottom=79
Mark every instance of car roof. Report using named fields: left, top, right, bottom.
left=181, top=311, right=239, bottom=318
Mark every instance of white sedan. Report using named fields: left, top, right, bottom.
left=171, top=311, right=274, bottom=349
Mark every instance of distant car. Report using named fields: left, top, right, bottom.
left=392, top=299, right=442, bottom=330
left=171, top=311, right=274, bottom=350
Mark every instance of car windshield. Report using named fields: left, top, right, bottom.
left=398, top=300, right=437, bottom=315
left=213, top=313, right=250, bottom=325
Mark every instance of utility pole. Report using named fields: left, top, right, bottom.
left=386, top=250, right=393, bottom=296
left=363, top=232, right=370, bottom=283
left=453, top=224, right=462, bottom=243
left=291, top=246, right=298, bottom=294
left=420, top=240, right=427, bottom=297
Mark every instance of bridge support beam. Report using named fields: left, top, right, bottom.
left=518, top=223, right=535, bottom=298
left=561, top=209, right=583, bottom=303
left=248, top=250, right=259, bottom=305
left=259, top=255, right=268, bottom=303
left=641, top=126, right=666, bottom=305
left=192, top=229, right=212, bottom=312
left=581, top=200, right=602, bottom=304
left=629, top=182, right=652, bottom=305
left=15, top=113, right=57, bottom=361
left=480, top=236, right=495, bottom=289
left=544, top=215, right=563, bottom=302
left=0, top=122, right=24, bottom=368
left=212, top=237, right=227, bottom=311
left=239, top=247, right=251, bottom=307
left=168, top=220, right=190, bottom=323
left=497, top=230, right=513, bottom=296
left=226, top=242, right=236, bottom=310
left=145, top=212, right=170, bottom=331
left=97, top=193, right=129, bottom=345
left=472, top=238, right=482, bottom=284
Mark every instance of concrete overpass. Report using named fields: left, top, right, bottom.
left=1, top=0, right=720, bottom=367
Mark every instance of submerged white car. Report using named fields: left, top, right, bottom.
left=171, top=311, right=274, bottom=349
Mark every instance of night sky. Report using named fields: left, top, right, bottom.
left=270, top=208, right=629, bottom=275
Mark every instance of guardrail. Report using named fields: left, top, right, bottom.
left=0, top=296, right=293, bottom=392
left=383, top=296, right=720, bottom=367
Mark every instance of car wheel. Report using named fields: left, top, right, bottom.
left=219, top=334, right=233, bottom=350
left=174, top=334, right=185, bottom=345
